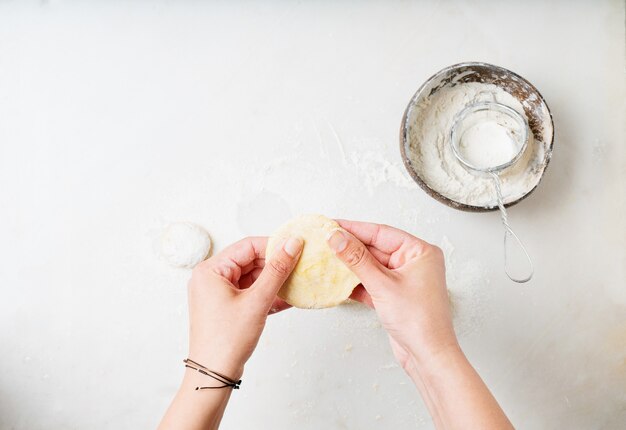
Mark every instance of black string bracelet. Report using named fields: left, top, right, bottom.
left=183, top=358, right=242, bottom=390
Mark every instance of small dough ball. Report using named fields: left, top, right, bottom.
left=267, top=214, right=360, bottom=309
left=160, top=222, right=212, bottom=268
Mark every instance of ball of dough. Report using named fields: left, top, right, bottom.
left=266, top=214, right=360, bottom=309
left=160, top=222, right=212, bottom=268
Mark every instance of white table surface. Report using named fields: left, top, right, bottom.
left=1, top=1, right=624, bottom=429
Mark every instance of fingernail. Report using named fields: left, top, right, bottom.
left=283, top=237, right=303, bottom=257
left=327, top=229, right=348, bottom=253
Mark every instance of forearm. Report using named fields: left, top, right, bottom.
left=406, top=344, right=514, bottom=430
left=158, top=370, right=234, bottom=430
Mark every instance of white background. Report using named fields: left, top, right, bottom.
left=0, top=1, right=624, bottom=429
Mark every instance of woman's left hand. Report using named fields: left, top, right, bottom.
left=187, top=236, right=303, bottom=380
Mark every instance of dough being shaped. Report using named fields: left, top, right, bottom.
left=160, top=222, right=212, bottom=268
left=267, top=214, right=360, bottom=309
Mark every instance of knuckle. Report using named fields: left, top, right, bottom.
left=191, top=260, right=224, bottom=283
left=344, top=245, right=367, bottom=267
left=195, top=255, right=216, bottom=269
left=268, top=257, right=291, bottom=277
left=190, top=265, right=207, bottom=282
left=424, top=244, right=445, bottom=261
left=190, top=266, right=202, bottom=279
left=429, top=244, right=443, bottom=256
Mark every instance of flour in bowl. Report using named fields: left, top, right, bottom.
left=405, top=82, right=551, bottom=207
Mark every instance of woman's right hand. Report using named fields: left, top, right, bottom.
left=326, top=220, right=458, bottom=368
left=328, top=220, right=514, bottom=430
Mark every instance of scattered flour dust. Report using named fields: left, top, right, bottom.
left=349, top=150, right=416, bottom=193
left=441, top=235, right=491, bottom=336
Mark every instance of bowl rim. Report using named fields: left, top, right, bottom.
left=399, top=61, right=555, bottom=213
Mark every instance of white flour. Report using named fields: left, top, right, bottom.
left=406, top=82, right=550, bottom=207
left=350, top=150, right=415, bottom=192
left=456, top=111, right=523, bottom=169
left=440, top=235, right=491, bottom=336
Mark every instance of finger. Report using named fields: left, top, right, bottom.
left=202, top=237, right=267, bottom=284
left=235, top=267, right=263, bottom=290
left=251, top=237, right=303, bottom=304
left=337, top=220, right=430, bottom=269
left=349, top=285, right=374, bottom=308
left=367, top=245, right=391, bottom=267
left=248, top=266, right=263, bottom=282
left=268, top=297, right=292, bottom=315
left=326, top=229, right=389, bottom=292
left=238, top=273, right=253, bottom=290
left=336, top=219, right=426, bottom=254
left=237, top=267, right=263, bottom=290
left=240, top=258, right=265, bottom=277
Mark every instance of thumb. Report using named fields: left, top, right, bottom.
left=252, top=237, right=303, bottom=304
left=327, top=229, right=388, bottom=292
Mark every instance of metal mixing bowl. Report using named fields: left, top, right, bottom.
left=399, top=62, right=554, bottom=212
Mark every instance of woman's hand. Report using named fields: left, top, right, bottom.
left=159, top=236, right=302, bottom=430
left=327, top=220, right=456, bottom=367
left=328, top=220, right=514, bottom=430
left=188, top=236, right=303, bottom=379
